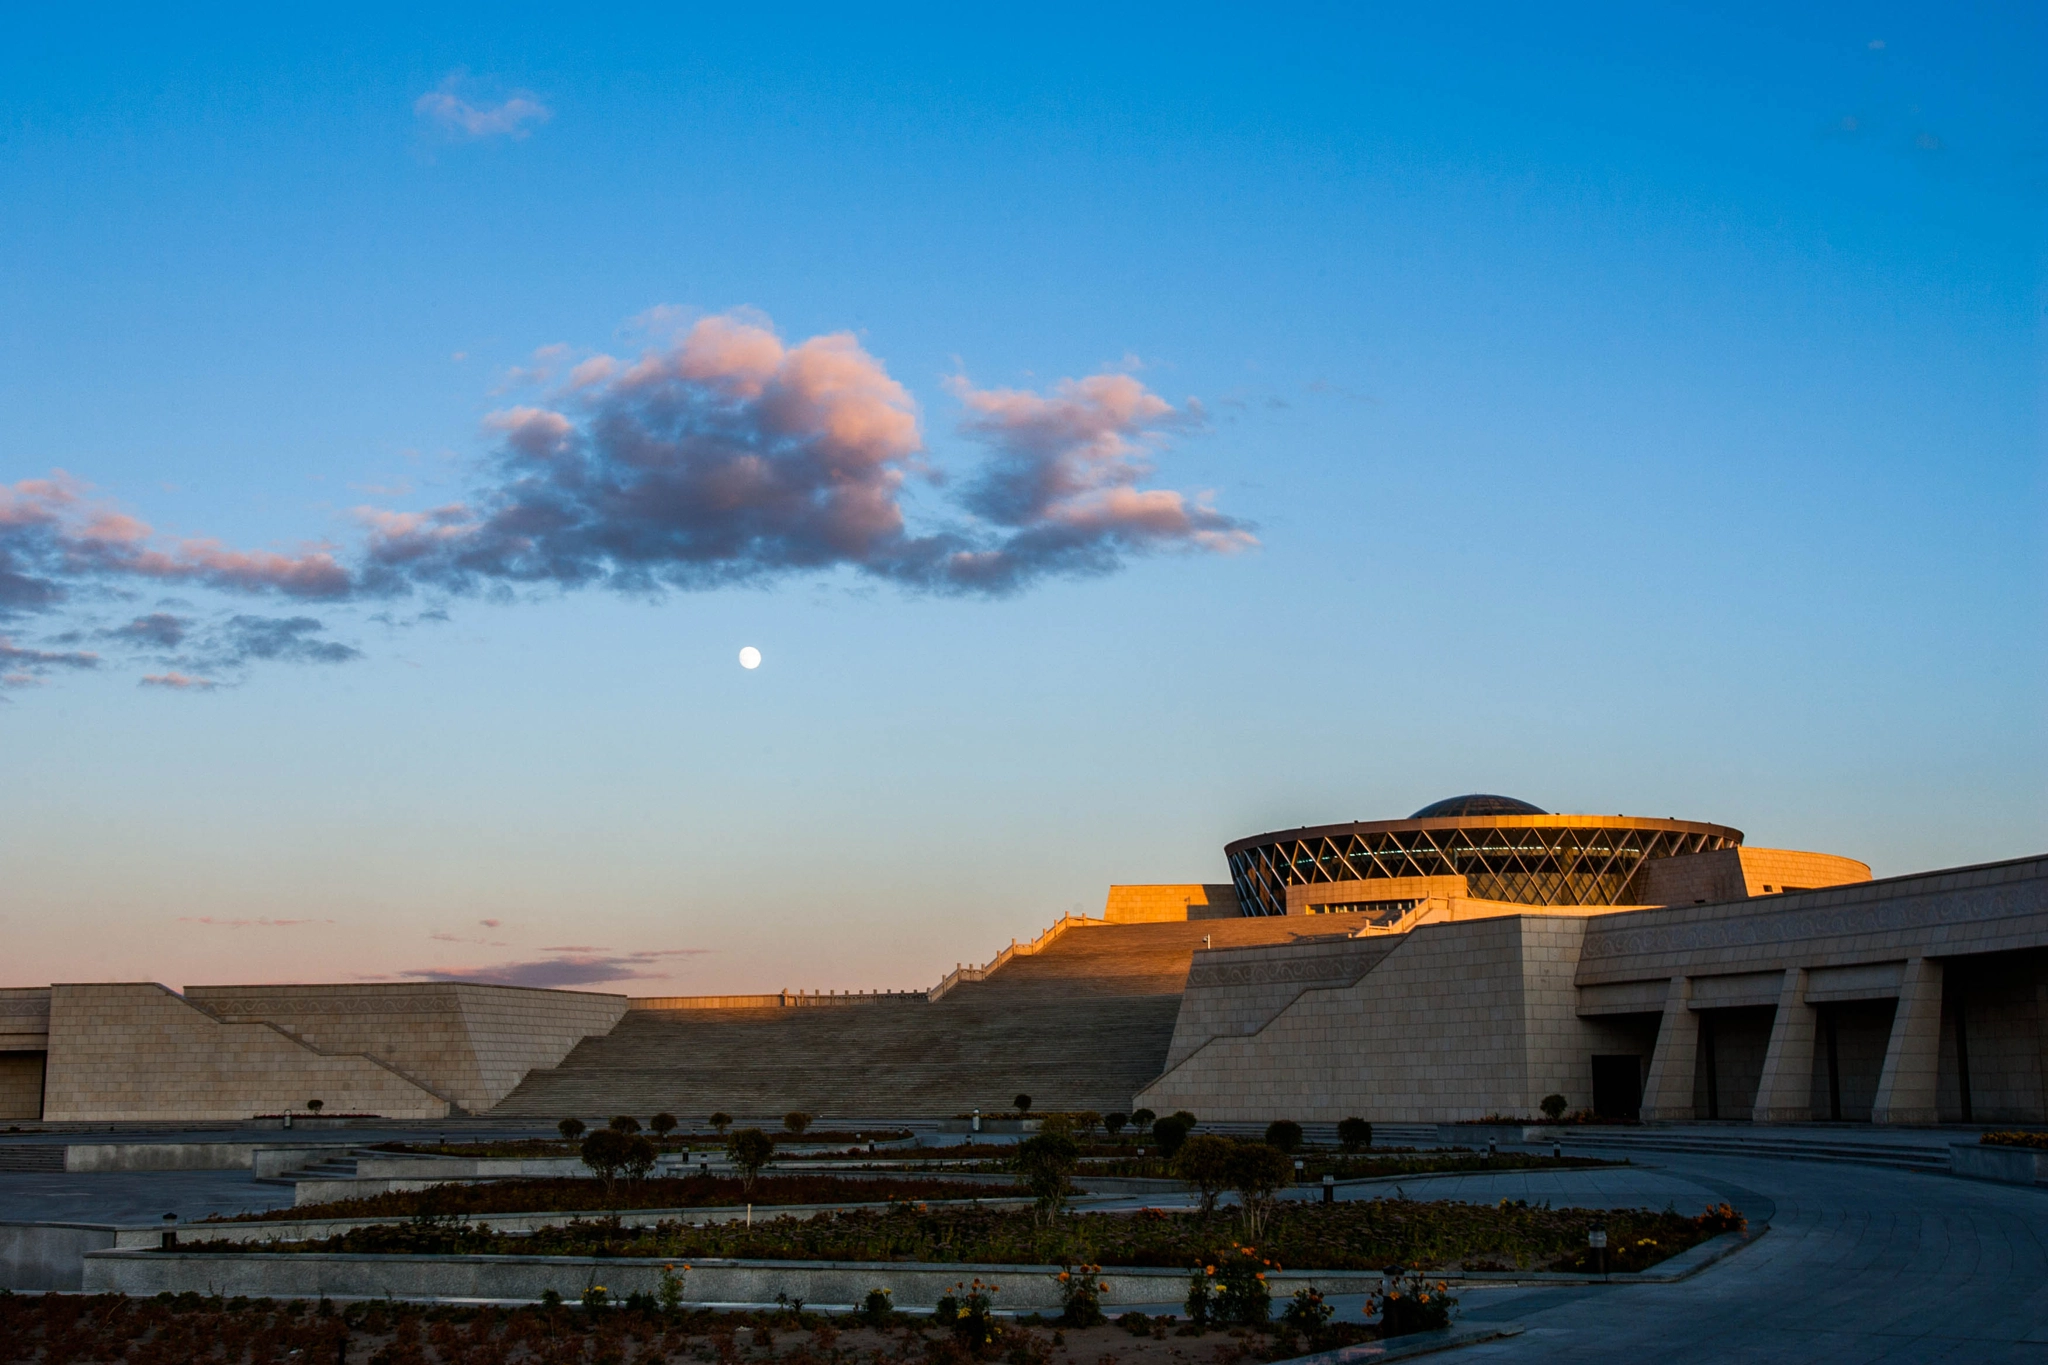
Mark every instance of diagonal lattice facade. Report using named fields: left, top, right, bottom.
left=1225, top=815, right=1742, bottom=916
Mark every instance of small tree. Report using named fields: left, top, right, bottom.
left=306, top=1099, right=324, bottom=1114
left=1130, top=1108, right=1156, bottom=1131
left=1540, top=1093, right=1569, bottom=1121
left=783, top=1111, right=813, bottom=1135
left=727, top=1128, right=775, bottom=1191
left=1264, top=1120, right=1304, bottom=1154
left=1152, top=1114, right=1193, bottom=1160
left=1014, top=1132, right=1080, bottom=1222
left=649, top=1112, right=678, bottom=1138
left=559, top=1117, right=587, bottom=1142
left=581, top=1129, right=632, bottom=1199
left=1013, top=1093, right=1033, bottom=1115
left=1336, top=1117, right=1372, bottom=1153
left=1170, top=1110, right=1197, bottom=1128
left=1103, top=1112, right=1129, bottom=1136
left=621, top=1134, right=658, bottom=1183
left=1077, top=1110, right=1102, bottom=1137
left=609, top=1115, right=642, bottom=1134
left=1226, top=1139, right=1294, bottom=1237
left=709, top=1112, right=733, bottom=1134
left=1171, top=1133, right=1236, bottom=1215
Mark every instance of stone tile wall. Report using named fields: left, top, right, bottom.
left=1136, top=915, right=1616, bottom=1122
left=41, top=984, right=449, bottom=1122
left=1102, top=885, right=1241, bottom=922
left=0, top=1053, right=44, bottom=1120
left=182, top=983, right=626, bottom=1114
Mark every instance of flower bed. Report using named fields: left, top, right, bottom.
left=0, top=1286, right=1385, bottom=1365
left=184, top=1197, right=1741, bottom=1275
left=1980, top=1131, right=2048, bottom=1151
left=379, top=1131, right=914, bottom=1159
left=207, top=1174, right=1007, bottom=1223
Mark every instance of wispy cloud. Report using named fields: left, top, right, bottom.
left=109, top=612, right=190, bottom=648
left=402, top=948, right=709, bottom=989
left=179, top=916, right=333, bottom=928
left=140, top=671, right=219, bottom=691
left=414, top=73, right=552, bottom=141
left=0, top=635, right=99, bottom=683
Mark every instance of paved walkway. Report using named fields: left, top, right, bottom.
left=0, top=1171, right=296, bottom=1225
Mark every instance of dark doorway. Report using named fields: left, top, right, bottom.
left=1591, top=1055, right=1643, bottom=1119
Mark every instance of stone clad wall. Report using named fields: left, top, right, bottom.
left=41, top=984, right=449, bottom=1122
left=183, top=983, right=626, bottom=1114
left=0, top=1054, right=44, bottom=1120
left=1138, top=916, right=1602, bottom=1122
left=1162, top=937, right=1400, bottom=1070
left=450, top=986, right=629, bottom=1110
left=1637, top=847, right=1870, bottom=906
left=1102, top=885, right=1241, bottom=922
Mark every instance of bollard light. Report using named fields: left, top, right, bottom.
left=1588, top=1225, right=1608, bottom=1279
left=161, top=1212, right=179, bottom=1249
left=1553, top=1142, right=1562, bottom=1159
left=1321, top=1173, right=1335, bottom=1205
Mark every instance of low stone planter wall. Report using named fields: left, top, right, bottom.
left=58, top=1142, right=353, bottom=1175
left=1, top=1223, right=121, bottom=1292
left=82, top=1250, right=1380, bottom=1308
left=1951, top=1143, right=2047, bottom=1185
left=79, top=1231, right=1760, bottom=1305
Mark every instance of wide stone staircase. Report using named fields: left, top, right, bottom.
left=492, top=917, right=1320, bottom=1120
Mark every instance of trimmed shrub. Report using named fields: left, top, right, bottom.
left=1103, top=1112, right=1129, bottom=1135
left=1263, top=1120, right=1304, bottom=1153
left=1336, top=1117, right=1372, bottom=1152
left=1540, top=1094, right=1568, bottom=1121
left=649, top=1112, right=678, bottom=1137
left=558, top=1117, right=587, bottom=1141
left=1131, top=1108, right=1156, bottom=1130
left=783, top=1111, right=813, bottom=1135
left=1014, top=1093, right=1033, bottom=1115
left=708, top=1112, right=732, bottom=1134
left=609, top=1115, right=643, bottom=1134
left=1152, top=1114, right=1194, bottom=1160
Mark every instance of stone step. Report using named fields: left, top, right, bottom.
left=493, top=919, right=1327, bottom=1119
left=0, top=1145, right=65, bottom=1172
left=1528, top=1131, right=1953, bottom=1171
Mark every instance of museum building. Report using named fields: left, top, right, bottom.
left=2, top=796, right=2044, bottom=1128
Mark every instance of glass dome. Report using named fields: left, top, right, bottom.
left=1408, top=794, right=1548, bottom=819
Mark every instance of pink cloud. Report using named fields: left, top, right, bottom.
left=140, top=671, right=220, bottom=691
left=0, top=473, right=351, bottom=610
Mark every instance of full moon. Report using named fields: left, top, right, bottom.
left=738, top=646, right=762, bottom=670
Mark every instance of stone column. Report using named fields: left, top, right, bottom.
left=1872, top=956, right=1943, bottom=1125
left=1751, top=968, right=1816, bottom=1123
left=1639, top=976, right=1697, bottom=1122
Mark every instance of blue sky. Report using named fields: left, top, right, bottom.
left=2, top=4, right=2040, bottom=994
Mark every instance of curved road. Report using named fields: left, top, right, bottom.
left=1396, top=1156, right=2047, bottom=1364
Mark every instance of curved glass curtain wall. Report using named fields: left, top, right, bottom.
left=1227, top=824, right=1739, bottom=916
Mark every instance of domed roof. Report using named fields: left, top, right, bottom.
left=1409, top=794, right=1548, bottom=819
